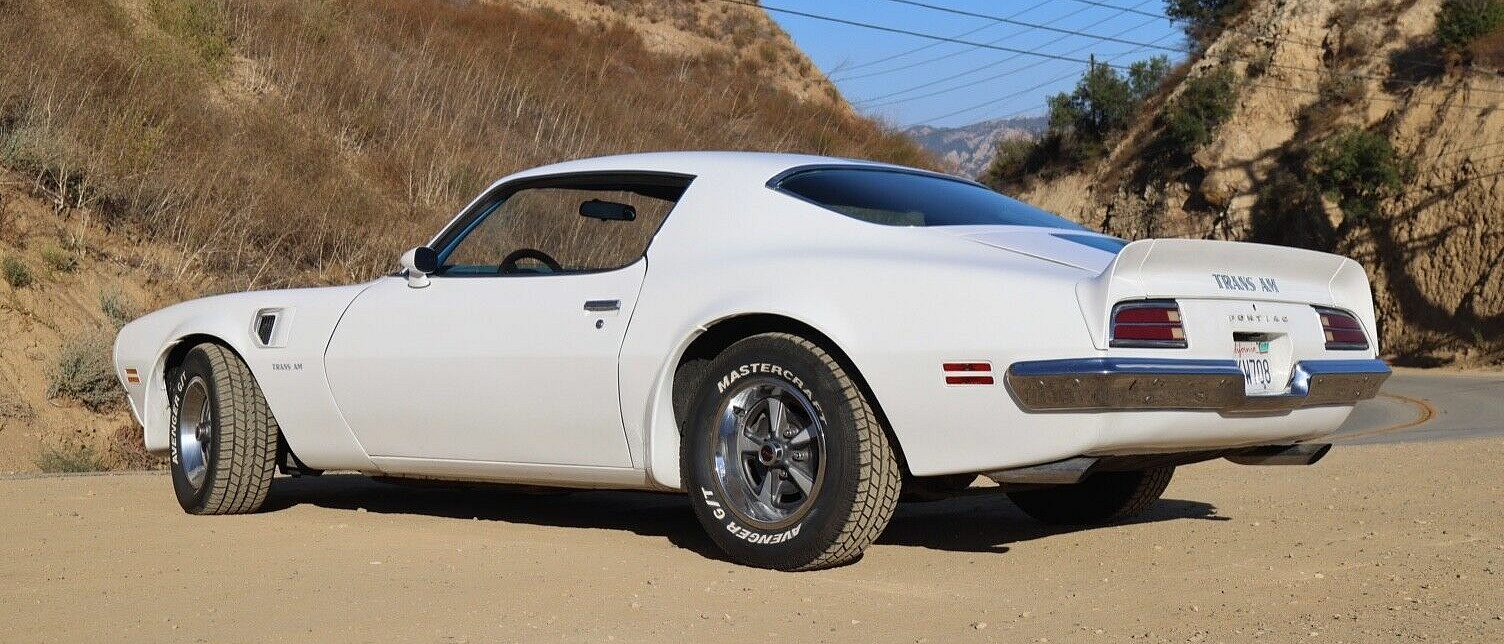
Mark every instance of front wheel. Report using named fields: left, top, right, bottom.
left=1006, top=467, right=1174, bottom=525
left=683, top=333, right=901, bottom=571
left=167, top=343, right=279, bottom=514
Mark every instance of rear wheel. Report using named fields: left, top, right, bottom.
left=1007, top=467, right=1173, bottom=525
left=683, top=333, right=901, bottom=571
left=167, top=343, right=279, bottom=515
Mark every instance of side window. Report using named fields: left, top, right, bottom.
left=438, top=175, right=690, bottom=276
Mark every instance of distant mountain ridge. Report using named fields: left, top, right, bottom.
left=903, top=116, right=1047, bottom=178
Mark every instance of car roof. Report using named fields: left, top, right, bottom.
left=499, top=151, right=911, bottom=184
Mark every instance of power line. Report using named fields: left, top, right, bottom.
left=718, top=0, right=1133, bottom=69
left=1059, top=0, right=1169, bottom=22
left=916, top=30, right=1177, bottom=123
left=881, top=0, right=1185, bottom=55
left=857, top=3, right=1157, bottom=105
left=837, top=1, right=1101, bottom=82
left=879, top=0, right=1504, bottom=98
left=727, top=0, right=1497, bottom=119
left=860, top=12, right=1164, bottom=109
left=830, top=0, right=1052, bottom=78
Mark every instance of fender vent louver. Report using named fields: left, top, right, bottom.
left=255, top=311, right=278, bottom=346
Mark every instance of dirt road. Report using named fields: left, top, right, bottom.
left=4, top=435, right=1502, bottom=643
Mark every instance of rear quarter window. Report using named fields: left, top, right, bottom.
left=772, top=167, right=1085, bottom=230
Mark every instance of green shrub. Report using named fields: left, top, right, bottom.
left=40, top=246, right=78, bottom=273
left=36, top=441, right=105, bottom=473
left=1310, top=128, right=1410, bottom=225
left=149, top=0, right=231, bottom=70
left=1166, top=0, right=1246, bottom=47
left=47, top=333, right=123, bottom=412
left=99, top=288, right=138, bottom=328
left=1038, top=56, right=1171, bottom=166
left=2, top=255, right=32, bottom=288
left=1155, top=67, right=1238, bottom=161
left=1436, top=0, right=1504, bottom=52
left=983, top=138, right=1039, bottom=189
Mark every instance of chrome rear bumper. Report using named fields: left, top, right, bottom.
left=1005, top=358, right=1389, bottom=413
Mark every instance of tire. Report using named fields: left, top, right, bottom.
left=166, top=343, right=279, bottom=515
left=1006, top=467, right=1174, bottom=526
left=682, top=333, right=901, bottom=571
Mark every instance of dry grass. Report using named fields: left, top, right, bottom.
left=103, top=423, right=166, bottom=470
left=46, top=332, right=123, bottom=413
left=0, top=389, right=32, bottom=423
left=99, top=286, right=137, bottom=328
left=34, top=440, right=105, bottom=473
left=0, top=0, right=927, bottom=290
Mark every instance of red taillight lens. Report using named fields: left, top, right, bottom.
left=1315, top=307, right=1369, bottom=350
left=1110, top=300, right=1187, bottom=348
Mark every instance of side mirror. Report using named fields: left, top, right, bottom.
left=399, top=246, right=438, bottom=289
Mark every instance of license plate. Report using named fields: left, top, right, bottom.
left=1234, top=340, right=1277, bottom=395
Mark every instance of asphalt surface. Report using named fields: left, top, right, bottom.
left=1329, top=368, right=1504, bottom=444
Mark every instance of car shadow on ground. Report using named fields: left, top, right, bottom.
left=263, top=474, right=1227, bottom=561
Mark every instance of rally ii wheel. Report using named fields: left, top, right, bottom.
left=1006, top=467, right=1174, bottom=526
left=167, top=343, right=279, bottom=515
left=683, top=333, right=901, bottom=571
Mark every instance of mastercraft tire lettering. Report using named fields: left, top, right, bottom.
left=683, top=333, right=901, bottom=571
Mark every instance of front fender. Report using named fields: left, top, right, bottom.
left=112, top=284, right=379, bottom=471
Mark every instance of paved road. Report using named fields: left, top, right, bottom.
left=1330, top=368, right=1504, bottom=444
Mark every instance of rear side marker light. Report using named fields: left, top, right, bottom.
left=1109, top=300, right=1187, bottom=348
left=124, top=368, right=140, bottom=385
left=1315, top=307, right=1369, bottom=350
left=943, top=362, right=994, bottom=385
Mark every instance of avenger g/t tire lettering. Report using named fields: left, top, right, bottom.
left=167, top=343, right=279, bottom=515
left=684, top=333, right=901, bottom=571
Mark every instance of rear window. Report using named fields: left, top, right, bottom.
left=773, top=167, right=1085, bottom=230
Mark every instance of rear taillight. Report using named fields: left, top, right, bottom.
left=1315, top=307, right=1368, bottom=350
left=1109, top=300, right=1187, bottom=348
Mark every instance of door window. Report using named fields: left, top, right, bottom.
left=437, top=174, right=692, bottom=276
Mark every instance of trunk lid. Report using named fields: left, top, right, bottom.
left=1075, top=238, right=1377, bottom=351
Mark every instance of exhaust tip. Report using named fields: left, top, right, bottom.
left=1226, top=443, right=1331, bottom=466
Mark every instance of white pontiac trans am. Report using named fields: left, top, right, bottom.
left=114, top=152, right=1389, bottom=570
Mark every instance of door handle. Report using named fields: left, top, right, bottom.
left=584, top=299, right=620, bottom=312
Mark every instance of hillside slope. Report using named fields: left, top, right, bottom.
left=1006, top=0, right=1503, bottom=366
left=0, top=0, right=927, bottom=471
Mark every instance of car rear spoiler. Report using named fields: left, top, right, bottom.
left=1074, top=238, right=1379, bottom=351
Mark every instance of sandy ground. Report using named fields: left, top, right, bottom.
left=2, top=437, right=1501, bottom=643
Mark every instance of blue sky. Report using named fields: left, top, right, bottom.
left=766, top=0, right=1187, bottom=128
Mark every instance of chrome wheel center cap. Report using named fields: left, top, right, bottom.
left=758, top=443, right=782, bottom=467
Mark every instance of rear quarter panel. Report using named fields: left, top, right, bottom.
left=623, top=173, right=1103, bottom=487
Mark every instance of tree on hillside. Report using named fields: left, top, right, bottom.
left=1045, top=55, right=1170, bottom=162
left=1436, top=0, right=1504, bottom=66
left=1310, top=128, right=1410, bottom=227
left=983, top=56, right=1169, bottom=190
left=1165, top=0, right=1245, bottom=48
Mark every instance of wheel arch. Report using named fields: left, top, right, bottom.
left=163, top=333, right=242, bottom=376
left=661, top=312, right=913, bottom=484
